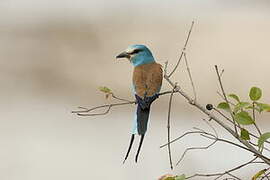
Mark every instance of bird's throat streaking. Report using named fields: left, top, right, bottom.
left=123, top=134, right=145, bottom=163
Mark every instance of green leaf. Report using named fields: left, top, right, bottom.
left=245, top=105, right=261, bottom=112
left=175, top=175, right=186, bottom=180
left=99, top=86, right=112, bottom=94
left=164, top=177, right=175, bottom=180
left=217, top=102, right=230, bottom=111
left=240, top=128, right=250, bottom=140
left=249, top=87, right=262, bottom=101
left=258, top=132, right=270, bottom=149
left=234, top=111, right=254, bottom=125
left=252, top=169, right=267, bottom=180
left=234, top=102, right=251, bottom=113
left=255, top=103, right=270, bottom=112
left=228, top=94, right=240, bottom=102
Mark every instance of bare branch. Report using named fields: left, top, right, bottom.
left=111, top=94, right=134, bottom=103
left=162, top=119, right=219, bottom=166
left=160, top=131, right=203, bottom=148
left=187, top=157, right=258, bottom=180
left=201, top=135, right=270, bottom=162
left=183, top=52, right=197, bottom=102
left=186, top=171, right=241, bottom=180
left=168, top=21, right=194, bottom=77
left=167, top=84, right=177, bottom=169
left=72, top=90, right=177, bottom=116
left=72, top=101, right=135, bottom=116
left=176, top=134, right=217, bottom=166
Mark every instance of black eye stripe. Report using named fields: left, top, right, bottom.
left=130, top=49, right=141, bottom=54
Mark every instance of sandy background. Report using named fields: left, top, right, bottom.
left=1, top=0, right=270, bottom=179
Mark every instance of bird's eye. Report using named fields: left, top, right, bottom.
left=130, top=49, right=141, bottom=54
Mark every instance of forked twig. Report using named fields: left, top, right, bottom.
left=72, top=101, right=135, bottom=116
left=72, top=91, right=177, bottom=116
left=160, top=131, right=204, bottom=148
left=176, top=134, right=217, bottom=166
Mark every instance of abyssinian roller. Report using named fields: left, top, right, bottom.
left=116, top=44, right=163, bottom=163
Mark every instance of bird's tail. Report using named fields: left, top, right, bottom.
left=123, top=134, right=135, bottom=164
left=123, top=105, right=150, bottom=164
left=123, top=94, right=158, bottom=163
left=136, top=103, right=150, bottom=135
left=135, top=104, right=150, bottom=163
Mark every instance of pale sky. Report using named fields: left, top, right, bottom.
left=1, top=0, right=270, bottom=24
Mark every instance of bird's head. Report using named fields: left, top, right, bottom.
left=116, top=44, right=155, bottom=66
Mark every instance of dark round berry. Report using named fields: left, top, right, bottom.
left=206, top=104, right=213, bottom=110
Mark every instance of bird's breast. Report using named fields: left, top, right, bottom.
left=132, top=62, right=163, bottom=98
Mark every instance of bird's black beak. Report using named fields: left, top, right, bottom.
left=116, top=52, right=129, bottom=59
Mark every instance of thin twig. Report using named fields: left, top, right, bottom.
left=176, top=133, right=217, bottom=166
left=201, top=118, right=219, bottom=138
left=72, top=102, right=134, bottom=116
left=201, top=135, right=270, bottom=162
left=162, top=119, right=219, bottom=166
left=167, top=84, right=177, bottom=169
left=160, top=131, right=204, bottom=148
left=215, top=65, right=238, bottom=135
left=253, top=102, right=262, bottom=136
left=111, top=94, right=133, bottom=103
left=249, top=141, right=270, bottom=152
left=164, top=61, right=168, bottom=76
left=186, top=171, right=241, bottom=179
left=217, top=91, right=236, bottom=106
left=183, top=52, right=197, bottom=102
left=186, top=157, right=257, bottom=180
left=175, top=120, right=219, bottom=165
left=168, top=21, right=194, bottom=77
left=72, top=90, right=176, bottom=116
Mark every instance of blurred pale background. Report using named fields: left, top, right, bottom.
left=1, top=0, right=270, bottom=179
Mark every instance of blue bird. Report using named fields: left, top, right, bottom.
left=116, top=44, right=163, bottom=163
